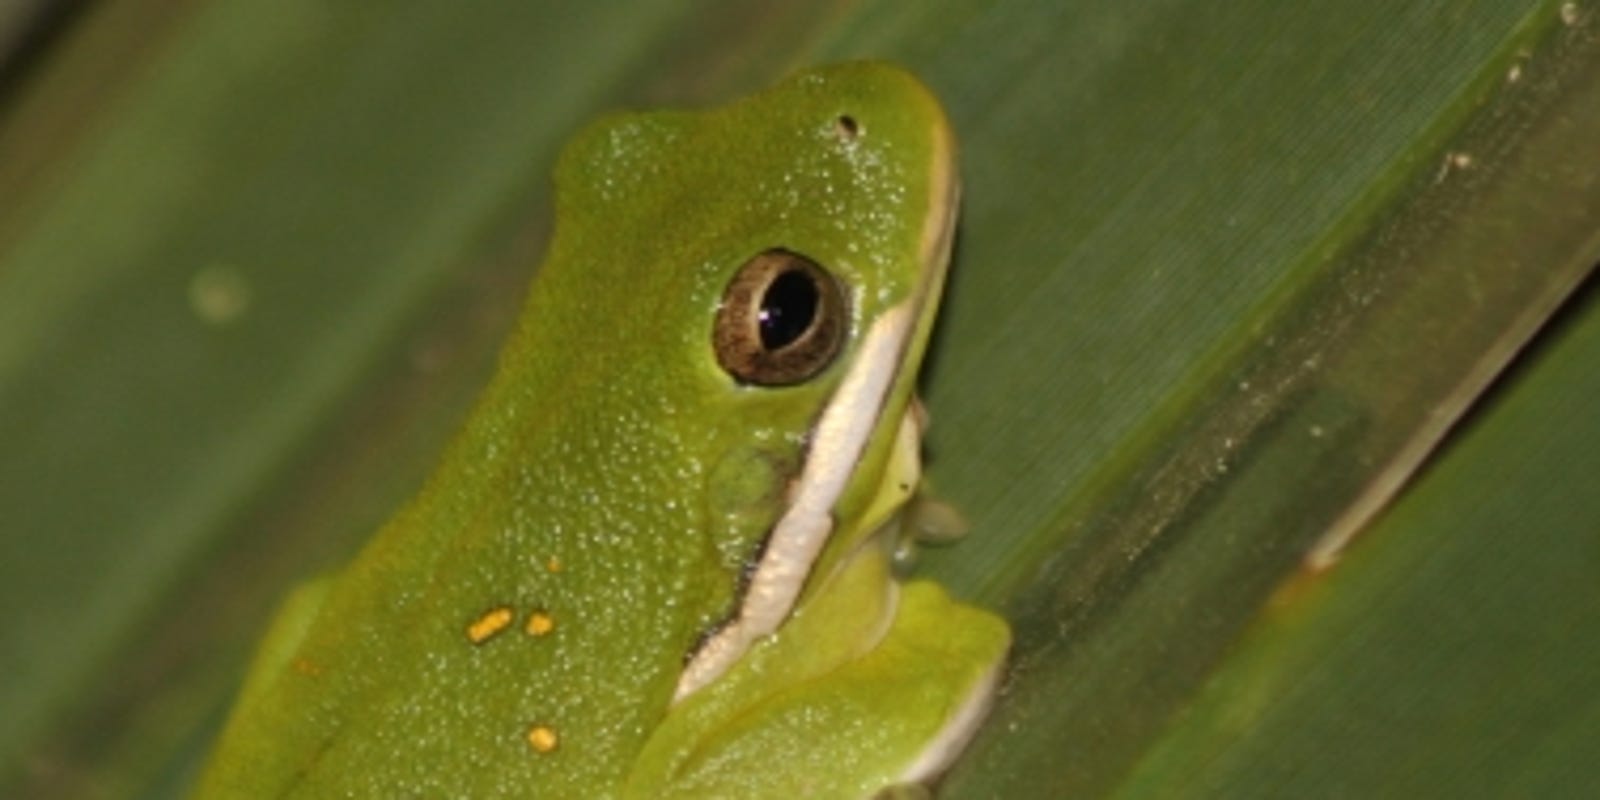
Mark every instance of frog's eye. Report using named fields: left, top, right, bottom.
left=714, top=249, right=847, bottom=386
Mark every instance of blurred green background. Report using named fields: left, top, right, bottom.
left=1, top=1, right=1596, bottom=797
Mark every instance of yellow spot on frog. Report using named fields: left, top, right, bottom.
left=466, top=606, right=514, bottom=644
left=527, top=724, right=559, bottom=753
left=525, top=610, right=556, bottom=636
left=545, top=555, right=563, bottom=573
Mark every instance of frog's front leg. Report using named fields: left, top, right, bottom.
left=626, top=543, right=1009, bottom=799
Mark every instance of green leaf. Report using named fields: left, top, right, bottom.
left=0, top=1, right=1594, bottom=797
left=1118, top=284, right=1600, bottom=796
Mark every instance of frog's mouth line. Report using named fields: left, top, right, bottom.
left=674, top=133, right=959, bottom=702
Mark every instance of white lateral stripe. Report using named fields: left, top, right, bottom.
left=674, top=119, right=958, bottom=703
left=674, top=306, right=913, bottom=700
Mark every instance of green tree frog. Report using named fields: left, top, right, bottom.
left=194, top=61, right=1009, bottom=799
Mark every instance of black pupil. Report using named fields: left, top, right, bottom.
left=757, top=268, right=819, bottom=350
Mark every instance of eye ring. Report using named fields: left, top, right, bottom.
left=713, top=249, right=848, bottom=386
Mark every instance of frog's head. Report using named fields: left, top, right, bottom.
left=545, top=61, right=957, bottom=696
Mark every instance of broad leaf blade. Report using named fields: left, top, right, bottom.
left=0, top=1, right=1595, bottom=797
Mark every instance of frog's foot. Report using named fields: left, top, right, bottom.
left=887, top=398, right=971, bottom=575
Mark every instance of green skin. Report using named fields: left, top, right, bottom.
left=195, top=62, right=1009, bottom=798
